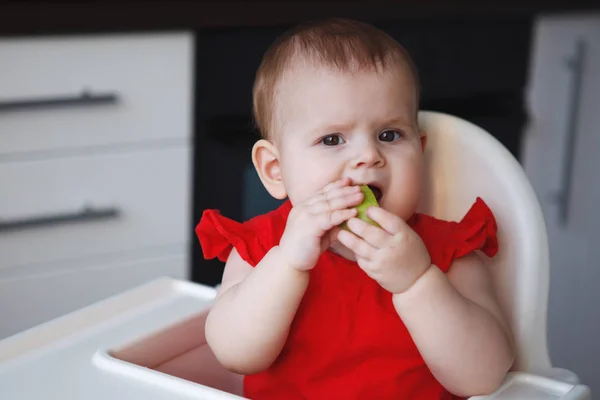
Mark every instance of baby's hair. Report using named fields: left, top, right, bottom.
left=252, top=17, right=420, bottom=140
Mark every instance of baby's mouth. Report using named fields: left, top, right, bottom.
left=367, top=184, right=383, bottom=203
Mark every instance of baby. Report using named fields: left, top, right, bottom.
left=197, top=18, right=515, bottom=399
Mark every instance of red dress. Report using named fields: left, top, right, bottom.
left=197, top=198, right=498, bottom=400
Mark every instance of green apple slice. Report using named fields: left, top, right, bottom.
left=342, top=184, right=380, bottom=230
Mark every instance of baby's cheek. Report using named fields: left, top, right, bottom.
left=284, top=176, right=324, bottom=205
left=293, top=170, right=340, bottom=198
left=392, top=170, right=422, bottom=218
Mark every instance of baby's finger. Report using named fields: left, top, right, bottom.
left=366, top=206, right=407, bottom=235
left=323, top=208, right=358, bottom=230
left=337, top=229, right=377, bottom=260
left=309, top=188, right=363, bottom=212
left=307, top=184, right=361, bottom=205
left=345, top=217, right=390, bottom=248
left=321, top=177, right=351, bottom=193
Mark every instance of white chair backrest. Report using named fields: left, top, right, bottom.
left=417, top=111, right=552, bottom=373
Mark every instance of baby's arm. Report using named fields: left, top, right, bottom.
left=392, top=253, right=515, bottom=397
left=205, top=179, right=362, bottom=375
left=205, top=246, right=309, bottom=375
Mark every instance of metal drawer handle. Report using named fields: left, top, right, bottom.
left=550, top=38, right=587, bottom=226
left=0, top=88, right=119, bottom=112
left=0, top=206, right=121, bottom=232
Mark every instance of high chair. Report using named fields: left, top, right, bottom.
left=0, top=111, right=591, bottom=399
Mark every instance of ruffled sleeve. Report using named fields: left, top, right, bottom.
left=409, top=197, right=499, bottom=272
left=195, top=201, right=291, bottom=267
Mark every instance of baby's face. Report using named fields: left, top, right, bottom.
left=275, top=65, right=424, bottom=221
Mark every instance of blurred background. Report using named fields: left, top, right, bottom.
left=0, top=0, right=599, bottom=392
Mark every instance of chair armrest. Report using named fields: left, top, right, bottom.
left=537, top=367, right=581, bottom=385
left=469, top=372, right=591, bottom=400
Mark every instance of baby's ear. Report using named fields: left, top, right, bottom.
left=419, top=130, right=428, bottom=152
left=251, top=139, right=287, bottom=200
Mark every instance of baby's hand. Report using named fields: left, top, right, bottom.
left=338, top=206, right=431, bottom=293
left=280, top=178, right=362, bottom=271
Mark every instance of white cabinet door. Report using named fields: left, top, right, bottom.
left=0, top=33, right=193, bottom=155
left=0, top=146, right=191, bottom=270
left=0, top=251, right=187, bottom=340
left=522, top=14, right=600, bottom=389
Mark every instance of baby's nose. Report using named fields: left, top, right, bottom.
left=352, top=144, right=385, bottom=168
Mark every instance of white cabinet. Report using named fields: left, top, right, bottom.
left=0, top=33, right=192, bottom=154
left=0, top=146, right=190, bottom=269
left=0, top=250, right=187, bottom=339
left=0, top=32, right=193, bottom=339
left=522, top=14, right=600, bottom=391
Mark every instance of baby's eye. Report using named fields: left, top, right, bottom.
left=321, top=134, right=345, bottom=146
left=378, top=130, right=402, bottom=142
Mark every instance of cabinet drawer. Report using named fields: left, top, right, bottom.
left=0, top=252, right=187, bottom=340
left=0, top=146, right=190, bottom=269
left=0, top=32, right=192, bottom=155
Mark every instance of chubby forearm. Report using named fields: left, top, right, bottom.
left=393, top=265, right=514, bottom=397
left=205, top=246, right=309, bottom=374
